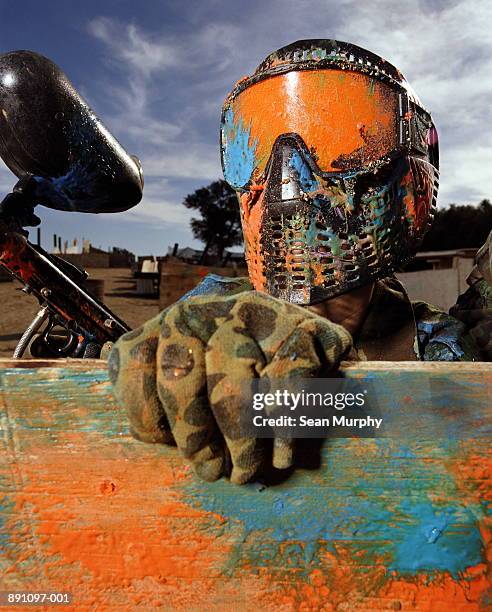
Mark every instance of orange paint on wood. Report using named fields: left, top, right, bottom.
left=1, top=360, right=491, bottom=610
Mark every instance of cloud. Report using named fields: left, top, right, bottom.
left=440, top=145, right=492, bottom=204
left=314, top=0, right=492, bottom=205
left=88, top=17, right=179, bottom=78
left=0, top=162, right=13, bottom=193
left=87, top=0, right=491, bottom=217
left=81, top=16, right=240, bottom=246
left=124, top=191, right=193, bottom=227
left=142, top=145, right=221, bottom=180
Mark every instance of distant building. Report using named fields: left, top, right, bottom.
left=53, top=237, right=136, bottom=268
left=166, top=246, right=202, bottom=263
left=405, top=248, right=477, bottom=272
left=166, top=246, right=245, bottom=267
left=399, top=247, right=478, bottom=311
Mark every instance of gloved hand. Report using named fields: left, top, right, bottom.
left=109, top=290, right=353, bottom=484
left=450, top=231, right=492, bottom=360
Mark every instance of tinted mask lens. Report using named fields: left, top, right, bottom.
left=221, top=69, right=400, bottom=189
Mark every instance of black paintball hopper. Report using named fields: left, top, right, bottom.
left=0, top=50, right=143, bottom=213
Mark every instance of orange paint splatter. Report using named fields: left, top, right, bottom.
left=3, top=432, right=490, bottom=610
left=4, top=436, right=236, bottom=609
left=231, top=70, right=397, bottom=176
left=240, top=187, right=267, bottom=290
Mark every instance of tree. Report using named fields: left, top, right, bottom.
left=183, top=180, right=243, bottom=262
left=420, top=199, right=492, bottom=251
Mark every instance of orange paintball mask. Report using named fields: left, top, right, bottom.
left=220, top=40, right=439, bottom=305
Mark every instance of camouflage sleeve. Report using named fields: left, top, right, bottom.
left=412, top=301, right=479, bottom=361
left=449, top=231, right=492, bottom=361
left=411, top=231, right=492, bottom=362
left=109, top=290, right=353, bottom=484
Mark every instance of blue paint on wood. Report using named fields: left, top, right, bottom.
left=0, top=475, right=15, bottom=553
left=388, top=500, right=483, bottom=576
left=1, top=367, right=128, bottom=436
left=183, top=438, right=487, bottom=578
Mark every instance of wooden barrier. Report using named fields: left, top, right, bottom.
left=159, top=262, right=248, bottom=309
left=0, top=360, right=491, bottom=610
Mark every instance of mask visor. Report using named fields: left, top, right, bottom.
left=221, top=69, right=403, bottom=189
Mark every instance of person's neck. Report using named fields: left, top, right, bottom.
left=306, top=283, right=375, bottom=335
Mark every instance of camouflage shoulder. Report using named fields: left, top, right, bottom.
left=412, top=300, right=481, bottom=361
left=473, top=278, right=492, bottom=307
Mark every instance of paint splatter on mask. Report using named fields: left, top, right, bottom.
left=220, top=39, right=439, bottom=304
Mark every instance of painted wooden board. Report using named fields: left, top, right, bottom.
left=0, top=359, right=491, bottom=611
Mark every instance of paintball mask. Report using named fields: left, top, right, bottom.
left=0, top=50, right=143, bottom=213
left=220, top=40, right=439, bottom=304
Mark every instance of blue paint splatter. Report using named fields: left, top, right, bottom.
left=222, top=108, right=258, bottom=188
left=289, top=149, right=319, bottom=192
left=389, top=501, right=483, bottom=576
left=0, top=475, right=15, bottom=554
left=1, top=368, right=127, bottom=435
left=182, top=440, right=486, bottom=578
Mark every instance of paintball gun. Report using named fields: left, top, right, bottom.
left=0, top=50, right=144, bottom=358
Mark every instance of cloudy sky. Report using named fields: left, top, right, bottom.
left=0, top=0, right=490, bottom=254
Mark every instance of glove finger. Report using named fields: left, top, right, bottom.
left=157, top=301, right=234, bottom=482
left=262, top=318, right=352, bottom=468
left=206, top=317, right=268, bottom=484
left=262, top=325, right=333, bottom=380
left=109, top=312, right=173, bottom=444
left=295, top=316, right=353, bottom=370
left=232, top=292, right=352, bottom=372
left=230, top=291, right=311, bottom=357
left=272, top=438, right=295, bottom=470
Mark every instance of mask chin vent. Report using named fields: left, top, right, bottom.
left=313, top=220, right=378, bottom=292
left=265, top=212, right=312, bottom=301
left=254, top=155, right=435, bottom=304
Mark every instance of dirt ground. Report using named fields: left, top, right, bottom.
left=0, top=268, right=160, bottom=358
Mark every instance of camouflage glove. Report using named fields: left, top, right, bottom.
left=450, top=231, right=492, bottom=360
left=109, top=291, right=353, bottom=484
